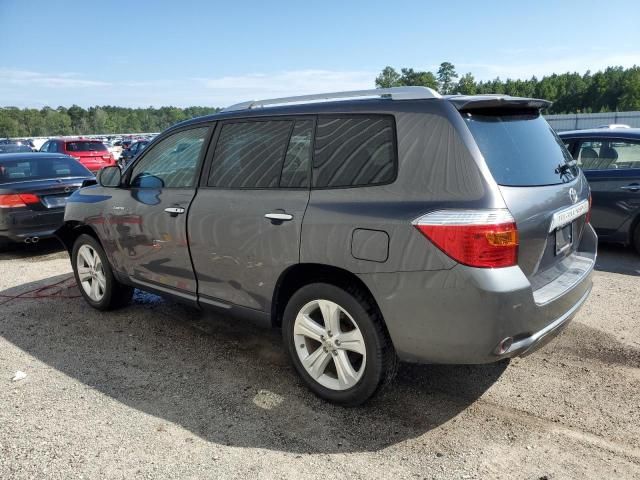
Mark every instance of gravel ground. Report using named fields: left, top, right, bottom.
left=1, top=240, right=639, bottom=479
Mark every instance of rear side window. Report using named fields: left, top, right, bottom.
left=575, top=139, right=640, bottom=170
left=463, top=112, right=578, bottom=186
left=313, top=116, right=396, bottom=188
left=280, top=120, right=313, bottom=188
left=209, top=121, right=293, bottom=188
left=65, top=141, right=107, bottom=152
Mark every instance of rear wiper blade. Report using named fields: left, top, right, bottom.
left=555, top=160, right=577, bottom=175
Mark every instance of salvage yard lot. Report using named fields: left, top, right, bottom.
left=1, top=242, right=639, bottom=479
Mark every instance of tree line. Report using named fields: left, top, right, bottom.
left=2, top=62, right=640, bottom=138
left=0, top=105, right=219, bottom=138
left=376, top=62, right=640, bottom=114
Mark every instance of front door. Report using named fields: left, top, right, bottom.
left=119, top=125, right=212, bottom=298
left=188, top=118, right=313, bottom=311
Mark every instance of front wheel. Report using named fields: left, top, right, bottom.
left=282, top=283, right=397, bottom=406
left=72, top=234, right=133, bottom=310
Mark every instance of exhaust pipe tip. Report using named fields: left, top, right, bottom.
left=23, top=236, right=40, bottom=244
left=495, top=336, right=514, bottom=355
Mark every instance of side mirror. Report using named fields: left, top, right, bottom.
left=98, top=166, right=122, bottom=187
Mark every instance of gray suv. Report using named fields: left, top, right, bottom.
left=56, top=87, right=596, bottom=405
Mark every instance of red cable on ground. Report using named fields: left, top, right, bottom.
left=0, top=275, right=81, bottom=306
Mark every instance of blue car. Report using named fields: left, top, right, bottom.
left=560, top=128, right=640, bottom=254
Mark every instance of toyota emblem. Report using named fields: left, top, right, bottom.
left=569, top=187, right=578, bottom=204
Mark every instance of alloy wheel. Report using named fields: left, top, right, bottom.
left=293, top=299, right=366, bottom=390
left=76, top=244, right=106, bottom=302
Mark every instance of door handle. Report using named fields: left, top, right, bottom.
left=264, top=212, right=293, bottom=221
left=164, top=207, right=185, bottom=214
left=620, top=184, right=640, bottom=191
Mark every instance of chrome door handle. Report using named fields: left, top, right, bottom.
left=164, top=207, right=185, bottom=214
left=264, top=212, right=293, bottom=221
left=620, top=184, right=640, bottom=191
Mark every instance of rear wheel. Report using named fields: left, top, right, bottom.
left=633, top=222, right=640, bottom=255
left=282, top=283, right=397, bottom=406
left=72, top=234, right=133, bottom=310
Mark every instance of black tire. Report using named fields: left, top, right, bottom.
left=634, top=222, right=640, bottom=256
left=282, top=282, right=397, bottom=406
left=71, top=234, right=133, bottom=310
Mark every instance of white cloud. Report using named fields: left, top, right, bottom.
left=458, top=53, right=640, bottom=80
left=195, top=69, right=376, bottom=104
left=0, top=69, right=111, bottom=88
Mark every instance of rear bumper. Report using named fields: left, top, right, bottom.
left=358, top=224, right=597, bottom=364
left=0, top=209, right=64, bottom=243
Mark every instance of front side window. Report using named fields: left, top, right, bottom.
left=313, top=116, right=396, bottom=188
left=575, top=139, right=640, bottom=170
left=208, top=120, right=293, bottom=188
left=130, top=127, right=208, bottom=188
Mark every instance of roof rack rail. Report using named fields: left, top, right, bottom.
left=223, top=86, right=441, bottom=112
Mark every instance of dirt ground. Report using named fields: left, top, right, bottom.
left=1, top=240, right=639, bottom=479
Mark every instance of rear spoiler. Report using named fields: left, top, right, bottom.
left=446, top=95, right=552, bottom=111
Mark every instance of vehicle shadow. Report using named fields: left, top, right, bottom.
left=0, top=238, right=66, bottom=261
left=595, top=243, right=640, bottom=276
left=0, top=274, right=507, bottom=454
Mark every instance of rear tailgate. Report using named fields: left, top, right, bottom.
left=459, top=104, right=594, bottom=291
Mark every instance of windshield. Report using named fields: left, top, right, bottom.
left=463, top=111, right=578, bottom=186
left=65, top=141, right=107, bottom=152
left=0, top=157, right=91, bottom=183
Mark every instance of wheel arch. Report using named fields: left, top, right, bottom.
left=271, top=263, right=387, bottom=331
left=56, top=221, right=102, bottom=253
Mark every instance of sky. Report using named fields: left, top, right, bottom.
left=1, top=0, right=639, bottom=109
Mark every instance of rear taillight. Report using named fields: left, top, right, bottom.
left=0, top=193, right=40, bottom=209
left=413, top=209, right=518, bottom=268
left=586, top=193, right=592, bottom=224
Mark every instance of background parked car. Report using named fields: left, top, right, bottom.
left=560, top=128, right=640, bottom=253
left=0, top=144, right=33, bottom=154
left=0, top=139, right=35, bottom=151
left=0, top=153, right=95, bottom=248
left=119, top=140, right=149, bottom=167
left=39, top=139, right=116, bottom=173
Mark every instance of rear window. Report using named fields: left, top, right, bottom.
left=0, top=157, right=90, bottom=183
left=463, top=112, right=578, bottom=186
left=65, top=141, right=107, bottom=152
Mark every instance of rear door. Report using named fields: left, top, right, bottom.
left=116, top=125, right=212, bottom=299
left=574, top=138, right=640, bottom=240
left=462, top=111, right=589, bottom=279
left=188, top=117, right=313, bottom=311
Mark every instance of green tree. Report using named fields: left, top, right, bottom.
left=437, top=62, right=458, bottom=94
left=375, top=66, right=401, bottom=88
left=455, top=73, right=476, bottom=94
left=399, top=68, right=438, bottom=89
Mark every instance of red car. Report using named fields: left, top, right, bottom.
left=39, top=138, right=116, bottom=173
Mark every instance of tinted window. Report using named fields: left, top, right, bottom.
left=130, top=127, right=208, bottom=188
left=0, top=157, right=90, bottom=183
left=66, top=141, right=107, bottom=152
left=464, top=112, right=578, bottom=186
left=209, top=121, right=292, bottom=188
left=49, top=141, right=59, bottom=153
left=575, top=139, right=640, bottom=170
left=313, top=116, right=396, bottom=188
left=280, top=120, right=313, bottom=188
